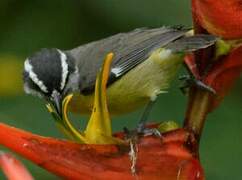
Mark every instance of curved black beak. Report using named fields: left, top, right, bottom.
left=50, top=91, right=63, bottom=118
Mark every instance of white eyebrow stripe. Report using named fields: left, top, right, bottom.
left=24, top=59, right=48, bottom=93
left=57, top=49, right=68, bottom=90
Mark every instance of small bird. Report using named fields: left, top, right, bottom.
left=23, top=27, right=216, bottom=131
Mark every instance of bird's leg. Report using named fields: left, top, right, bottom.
left=124, top=99, right=161, bottom=174
left=137, top=100, right=160, bottom=136
left=124, top=99, right=161, bottom=141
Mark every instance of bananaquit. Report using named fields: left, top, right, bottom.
left=23, top=27, right=216, bottom=131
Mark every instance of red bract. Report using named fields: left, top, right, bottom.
left=192, top=0, right=242, bottom=39
left=185, top=45, right=242, bottom=112
left=204, top=46, right=242, bottom=111
left=0, top=123, right=204, bottom=179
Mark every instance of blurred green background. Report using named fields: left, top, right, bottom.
left=0, top=0, right=241, bottom=179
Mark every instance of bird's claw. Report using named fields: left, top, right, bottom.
left=179, top=75, right=216, bottom=95
left=124, top=126, right=162, bottom=140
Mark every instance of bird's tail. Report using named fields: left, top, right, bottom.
left=165, top=34, right=217, bottom=52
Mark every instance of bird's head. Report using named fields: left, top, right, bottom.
left=23, top=48, right=78, bottom=117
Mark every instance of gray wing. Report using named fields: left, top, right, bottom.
left=67, top=27, right=188, bottom=94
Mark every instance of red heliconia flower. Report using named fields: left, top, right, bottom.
left=0, top=123, right=204, bottom=180
left=187, top=0, right=242, bottom=113
left=184, top=0, right=242, bottom=142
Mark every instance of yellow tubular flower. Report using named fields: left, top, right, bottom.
left=47, top=53, right=124, bottom=144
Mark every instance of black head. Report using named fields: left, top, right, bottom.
left=23, top=48, right=77, bottom=116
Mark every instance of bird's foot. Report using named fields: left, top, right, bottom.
left=123, top=126, right=162, bottom=175
left=124, top=126, right=162, bottom=141
left=139, top=128, right=162, bottom=137
left=179, top=75, right=216, bottom=95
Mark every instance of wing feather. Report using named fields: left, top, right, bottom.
left=68, top=27, right=188, bottom=94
